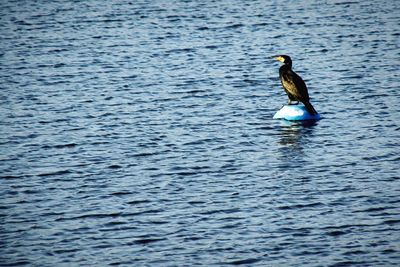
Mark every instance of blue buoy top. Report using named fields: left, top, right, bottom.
left=273, top=105, right=321, bottom=121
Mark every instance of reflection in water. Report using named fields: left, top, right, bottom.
left=277, top=120, right=318, bottom=166
left=278, top=120, right=318, bottom=147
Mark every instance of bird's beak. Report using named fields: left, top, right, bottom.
left=274, top=56, right=284, bottom=62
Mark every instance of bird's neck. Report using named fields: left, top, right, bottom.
left=280, top=64, right=292, bottom=72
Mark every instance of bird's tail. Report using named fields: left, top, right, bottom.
left=304, top=101, right=318, bottom=115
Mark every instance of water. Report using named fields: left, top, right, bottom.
left=1, top=0, right=399, bottom=266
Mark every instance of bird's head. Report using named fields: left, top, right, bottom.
left=274, top=55, right=292, bottom=66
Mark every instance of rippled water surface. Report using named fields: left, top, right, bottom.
left=1, top=0, right=400, bottom=266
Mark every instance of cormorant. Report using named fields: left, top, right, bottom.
left=274, top=55, right=318, bottom=115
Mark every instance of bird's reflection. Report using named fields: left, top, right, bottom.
left=278, top=120, right=317, bottom=146
left=277, top=120, right=318, bottom=161
left=273, top=120, right=318, bottom=183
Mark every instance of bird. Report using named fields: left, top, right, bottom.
left=274, top=55, right=318, bottom=115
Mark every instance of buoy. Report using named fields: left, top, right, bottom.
left=273, top=105, right=321, bottom=121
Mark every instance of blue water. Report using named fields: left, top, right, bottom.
left=1, top=0, right=399, bottom=266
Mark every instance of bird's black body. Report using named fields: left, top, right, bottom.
left=275, top=55, right=317, bottom=115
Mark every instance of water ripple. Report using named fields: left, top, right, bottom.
left=1, top=0, right=400, bottom=266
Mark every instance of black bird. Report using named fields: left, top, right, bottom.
left=274, top=55, right=317, bottom=115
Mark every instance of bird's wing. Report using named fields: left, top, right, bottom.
left=281, top=70, right=310, bottom=101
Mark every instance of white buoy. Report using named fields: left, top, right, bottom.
left=273, top=105, right=321, bottom=121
